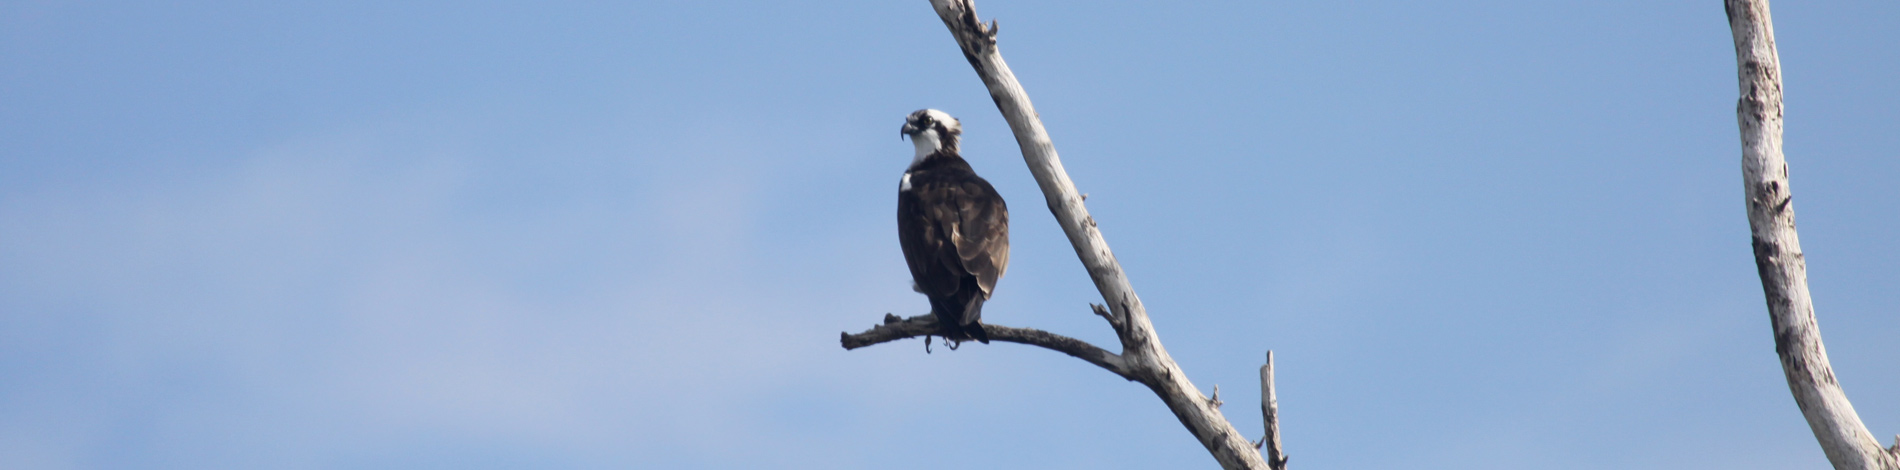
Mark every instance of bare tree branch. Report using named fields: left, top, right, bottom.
left=1725, top=1, right=1899, bottom=469
left=840, top=1, right=1279, bottom=467
left=841, top=313, right=1135, bottom=380
left=1258, top=351, right=1288, bottom=470
left=922, top=0, right=1269, bottom=467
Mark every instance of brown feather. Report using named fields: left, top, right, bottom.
left=896, top=149, right=1008, bottom=341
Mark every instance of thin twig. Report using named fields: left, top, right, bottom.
left=1091, top=303, right=1125, bottom=336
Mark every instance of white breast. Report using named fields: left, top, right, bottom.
left=899, top=172, right=913, bottom=191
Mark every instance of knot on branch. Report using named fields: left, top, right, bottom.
left=1248, top=439, right=1290, bottom=469
left=841, top=313, right=941, bottom=350
left=931, top=0, right=999, bottom=73
left=939, top=0, right=997, bottom=50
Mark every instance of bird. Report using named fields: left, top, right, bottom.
left=896, top=109, right=1009, bottom=345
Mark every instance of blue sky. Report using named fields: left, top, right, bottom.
left=2, top=1, right=1896, bottom=468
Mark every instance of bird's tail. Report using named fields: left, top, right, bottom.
left=930, top=293, right=990, bottom=344
left=960, top=294, right=989, bottom=344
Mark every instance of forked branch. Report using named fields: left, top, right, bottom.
left=841, top=1, right=1279, bottom=468
left=954, top=0, right=1274, bottom=467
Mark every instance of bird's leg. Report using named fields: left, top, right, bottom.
left=925, top=335, right=933, bottom=354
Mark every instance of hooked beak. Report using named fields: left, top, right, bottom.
left=900, top=122, right=920, bottom=140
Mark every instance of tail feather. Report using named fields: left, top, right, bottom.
left=927, top=297, right=966, bottom=340
left=929, top=290, right=990, bottom=344
left=961, top=294, right=989, bottom=344
left=964, top=321, right=989, bottom=343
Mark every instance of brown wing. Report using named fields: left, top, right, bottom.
left=898, top=184, right=959, bottom=298
left=946, top=178, right=1008, bottom=299
left=900, top=175, right=1009, bottom=296
left=898, top=161, right=1010, bottom=310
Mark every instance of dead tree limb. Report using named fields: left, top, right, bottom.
left=840, top=1, right=1279, bottom=467
left=841, top=313, right=1134, bottom=380
left=1724, top=1, right=1900, bottom=469
left=1258, top=351, right=1288, bottom=470
left=933, top=0, right=1267, bottom=467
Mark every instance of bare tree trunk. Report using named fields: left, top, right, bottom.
left=1724, top=1, right=1900, bottom=468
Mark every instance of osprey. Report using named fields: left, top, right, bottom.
left=897, top=109, right=1009, bottom=344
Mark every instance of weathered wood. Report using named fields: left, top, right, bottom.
left=925, top=1, right=1268, bottom=468
left=1724, top=1, right=1899, bottom=469
left=1259, top=351, right=1288, bottom=470
left=840, top=2, right=1281, bottom=467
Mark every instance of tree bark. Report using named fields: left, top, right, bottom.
left=842, top=313, right=1134, bottom=380
left=843, top=2, right=1286, bottom=467
left=925, top=1, right=1268, bottom=468
left=1259, top=351, right=1288, bottom=470
left=1724, top=1, right=1899, bottom=468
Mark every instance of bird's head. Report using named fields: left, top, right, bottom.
left=901, top=109, right=961, bottom=160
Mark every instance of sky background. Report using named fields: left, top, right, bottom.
left=2, top=1, right=1897, bottom=469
